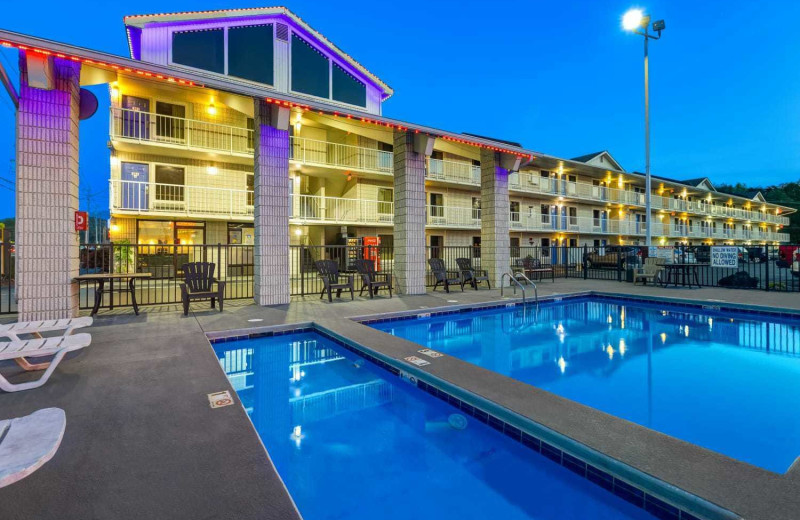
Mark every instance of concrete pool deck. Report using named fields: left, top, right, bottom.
left=1, top=279, right=799, bottom=519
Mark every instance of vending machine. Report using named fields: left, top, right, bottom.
left=362, top=236, right=381, bottom=271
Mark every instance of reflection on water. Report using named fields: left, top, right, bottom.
left=374, top=300, right=800, bottom=473
left=214, top=332, right=652, bottom=520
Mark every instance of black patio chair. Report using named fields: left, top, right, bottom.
left=428, top=258, right=463, bottom=293
left=521, top=256, right=555, bottom=282
left=315, top=260, right=354, bottom=302
left=180, top=262, right=226, bottom=316
left=353, top=259, right=392, bottom=299
left=455, top=257, right=491, bottom=290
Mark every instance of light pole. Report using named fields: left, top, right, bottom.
left=623, top=9, right=665, bottom=247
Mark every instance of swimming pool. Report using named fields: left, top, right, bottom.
left=213, top=331, right=658, bottom=520
left=371, top=297, right=800, bottom=473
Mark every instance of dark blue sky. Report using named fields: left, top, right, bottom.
left=1, top=0, right=799, bottom=218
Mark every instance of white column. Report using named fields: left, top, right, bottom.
left=392, top=130, right=427, bottom=294
left=253, top=100, right=290, bottom=305
left=480, top=149, right=511, bottom=288
left=16, top=54, right=81, bottom=320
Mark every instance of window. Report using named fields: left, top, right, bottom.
left=510, top=201, right=520, bottom=222
left=430, top=235, right=443, bottom=259
left=510, top=237, right=520, bottom=258
left=228, top=223, right=254, bottom=245
left=155, top=102, right=185, bottom=141
left=332, top=62, right=366, bottom=107
left=541, top=238, right=550, bottom=257
left=541, top=205, right=551, bottom=224
left=228, top=24, right=274, bottom=85
left=471, top=197, right=481, bottom=220
left=172, top=29, right=224, bottom=73
left=246, top=118, right=255, bottom=150
left=429, top=193, right=443, bottom=218
left=291, top=34, right=329, bottom=98
left=472, top=237, right=481, bottom=258
left=378, top=188, right=393, bottom=216
left=138, top=221, right=173, bottom=246
left=246, top=174, right=254, bottom=206
left=154, top=166, right=185, bottom=201
left=568, top=207, right=577, bottom=226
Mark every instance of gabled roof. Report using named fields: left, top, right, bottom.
left=679, top=177, right=717, bottom=192
left=570, top=150, right=625, bottom=172
left=123, top=6, right=394, bottom=99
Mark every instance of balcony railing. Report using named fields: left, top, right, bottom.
left=110, top=179, right=254, bottom=218
left=426, top=158, right=480, bottom=185
left=293, top=194, right=393, bottom=225
left=290, top=136, right=393, bottom=174
left=110, top=107, right=254, bottom=156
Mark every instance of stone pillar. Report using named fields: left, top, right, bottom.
left=392, top=130, right=427, bottom=294
left=253, top=100, right=290, bottom=306
left=480, top=149, right=510, bottom=288
left=16, top=55, right=81, bottom=320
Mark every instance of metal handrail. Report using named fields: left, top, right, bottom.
left=512, top=271, right=538, bottom=305
left=501, top=272, right=526, bottom=305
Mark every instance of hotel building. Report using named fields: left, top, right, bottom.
left=0, top=6, right=793, bottom=317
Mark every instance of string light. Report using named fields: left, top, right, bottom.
left=0, top=39, right=201, bottom=87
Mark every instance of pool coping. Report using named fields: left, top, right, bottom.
left=206, top=291, right=800, bottom=520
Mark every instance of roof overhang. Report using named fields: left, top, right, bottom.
left=122, top=6, right=394, bottom=99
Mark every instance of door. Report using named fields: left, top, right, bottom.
left=121, top=95, right=150, bottom=140
left=560, top=206, right=568, bottom=230
left=120, top=162, right=149, bottom=210
left=550, top=205, right=559, bottom=230
left=601, top=210, right=608, bottom=233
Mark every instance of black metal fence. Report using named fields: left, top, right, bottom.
left=0, top=240, right=15, bottom=314
left=1, top=241, right=797, bottom=314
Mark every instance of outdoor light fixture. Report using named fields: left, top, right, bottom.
left=622, top=8, right=665, bottom=247
left=208, top=99, right=217, bottom=115
left=207, top=166, right=218, bottom=175
left=294, top=113, right=303, bottom=133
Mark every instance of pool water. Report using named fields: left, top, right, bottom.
left=372, top=298, right=800, bottom=473
left=214, top=332, right=654, bottom=520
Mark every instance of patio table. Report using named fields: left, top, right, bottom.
left=659, top=263, right=708, bottom=289
left=73, top=273, right=152, bottom=316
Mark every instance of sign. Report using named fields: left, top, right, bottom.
left=208, top=390, right=234, bottom=409
left=648, top=246, right=675, bottom=262
left=417, top=349, right=443, bottom=358
left=74, top=211, right=88, bottom=232
left=711, top=246, right=739, bottom=269
left=404, top=356, right=430, bottom=367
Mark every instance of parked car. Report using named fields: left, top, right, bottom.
left=744, top=247, right=768, bottom=263
left=584, top=246, right=639, bottom=268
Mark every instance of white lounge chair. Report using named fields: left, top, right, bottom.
left=0, top=408, right=66, bottom=488
left=0, top=317, right=92, bottom=371
left=0, top=316, right=93, bottom=342
left=0, top=334, right=92, bottom=392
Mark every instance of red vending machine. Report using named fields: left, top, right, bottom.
left=362, top=236, right=381, bottom=271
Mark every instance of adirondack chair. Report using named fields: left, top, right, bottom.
left=520, top=256, right=555, bottom=282
left=180, top=262, right=226, bottom=315
left=634, top=258, right=664, bottom=286
left=353, top=259, right=392, bottom=299
left=455, top=258, right=491, bottom=290
left=428, top=258, right=463, bottom=293
left=315, top=260, right=354, bottom=302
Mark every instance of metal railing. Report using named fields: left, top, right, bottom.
left=290, top=136, right=392, bottom=174
left=110, top=107, right=254, bottom=156
left=426, top=158, right=481, bottom=185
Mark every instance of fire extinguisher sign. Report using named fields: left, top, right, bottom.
left=74, top=211, right=88, bottom=232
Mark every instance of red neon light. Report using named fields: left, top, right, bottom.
left=0, top=39, right=202, bottom=88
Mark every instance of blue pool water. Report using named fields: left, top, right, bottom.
left=372, top=298, right=800, bottom=473
left=214, top=332, right=654, bottom=519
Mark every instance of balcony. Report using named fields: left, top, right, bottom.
left=110, top=107, right=254, bottom=159
left=290, top=137, right=393, bottom=175
left=110, top=179, right=254, bottom=219
left=426, top=158, right=480, bottom=185
left=293, top=195, right=393, bottom=225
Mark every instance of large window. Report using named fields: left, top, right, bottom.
left=155, top=165, right=185, bottom=202
left=155, top=102, right=186, bottom=142
left=229, top=24, right=274, bottom=84
left=172, top=29, right=224, bottom=73
left=291, top=34, right=329, bottom=98
left=332, top=63, right=366, bottom=107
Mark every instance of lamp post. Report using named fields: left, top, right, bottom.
left=623, top=9, right=665, bottom=247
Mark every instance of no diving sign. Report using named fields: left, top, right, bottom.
left=711, top=246, right=739, bottom=269
left=208, top=390, right=234, bottom=409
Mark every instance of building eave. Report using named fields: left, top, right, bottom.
left=122, top=6, right=394, bottom=99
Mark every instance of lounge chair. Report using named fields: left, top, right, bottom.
left=455, top=258, right=491, bottom=290
left=180, top=262, right=226, bottom=316
left=315, top=260, right=354, bottom=302
left=1, top=408, right=66, bottom=488
left=353, top=259, right=392, bottom=299
left=428, top=258, right=463, bottom=293
left=0, top=317, right=93, bottom=342
left=0, top=334, right=92, bottom=392
left=634, top=258, right=664, bottom=286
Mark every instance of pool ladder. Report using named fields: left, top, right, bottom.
left=501, top=271, right=538, bottom=306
